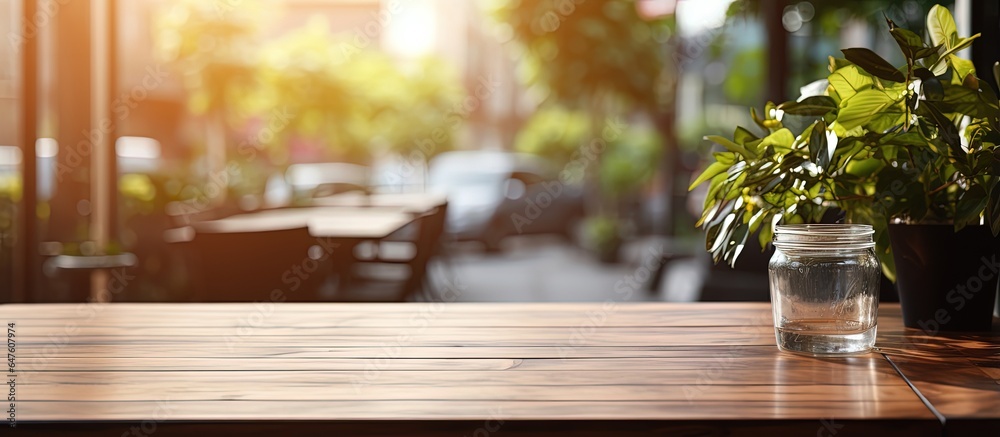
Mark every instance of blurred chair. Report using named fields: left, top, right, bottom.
left=183, top=226, right=330, bottom=302
left=344, top=203, right=449, bottom=302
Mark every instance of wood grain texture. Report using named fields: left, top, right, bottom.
left=0, top=302, right=964, bottom=436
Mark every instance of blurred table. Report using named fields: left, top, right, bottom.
left=6, top=303, right=997, bottom=436
left=192, top=206, right=416, bottom=240
left=189, top=207, right=419, bottom=301
left=38, top=252, right=139, bottom=302
left=310, top=192, right=448, bottom=214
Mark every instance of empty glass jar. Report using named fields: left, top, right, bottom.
left=768, top=224, right=880, bottom=355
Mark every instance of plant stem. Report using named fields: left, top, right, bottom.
left=927, top=180, right=956, bottom=195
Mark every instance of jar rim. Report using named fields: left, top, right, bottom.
left=773, top=224, right=875, bottom=250
left=774, top=224, right=874, bottom=235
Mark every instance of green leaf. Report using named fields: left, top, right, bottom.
left=829, top=56, right=853, bottom=73
left=756, top=175, right=784, bottom=195
left=918, top=101, right=962, bottom=157
left=934, top=35, right=979, bottom=68
left=705, top=135, right=756, bottom=159
left=846, top=158, right=884, bottom=177
left=689, top=161, right=730, bottom=190
left=828, top=65, right=874, bottom=102
left=865, top=108, right=907, bottom=134
left=890, top=26, right=936, bottom=61
left=733, top=126, right=759, bottom=145
left=973, top=149, right=994, bottom=174
left=747, top=209, right=768, bottom=234
left=758, top=220, right=773, bottom=251
left=749, top=107, right=768, bottom=131
left=950, top=57, right=977, bottom=83
left=994, top=62, right=1000, bottom=95
left=956, top=185, right=987, bottom=227
left=927, top=5, right=958, bottom=49
left=873, top=223, right=896, bottom=282
left=835, top=89, right=897, bottom=132
left=698, top=195, right=733, bottom=228
left=915, top=67, right=945, bottom=101
left=779, top=155, right=806, bottom=172
left=778, top=96, right=837, bottom=116
left=882, top=131, right=930, bottom=147
left=808, top=120, right=831, bottom=170
left=759, top=128, right=795, bottom=154
left=705, top=172, right=729, bottom=201
left=987, top=180, right=1000, bottom=235
left=712, top=151, right=737, bottom=165
left=940, top=80, right=997, bottom=118
left=914, top=45, right=942, bottom=61
left=723, top=223, right=750, bottom=267
left=842, top=48, right=906, bottom=83
left=704, top=211, right=726, bottom=252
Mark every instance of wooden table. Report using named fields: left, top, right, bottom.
left=4, top=303, right=997, bottom=436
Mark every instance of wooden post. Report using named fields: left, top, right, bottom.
left=15, top=0, right=39, bottom=303
left=762, top=0, right=789, bottom=103
left=90, top=0, right=114, bottom=301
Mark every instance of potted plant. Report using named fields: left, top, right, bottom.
left=690, top=5, right=999, bottom=331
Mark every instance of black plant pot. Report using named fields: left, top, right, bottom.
left=888, top=224, right=1000, bottom=332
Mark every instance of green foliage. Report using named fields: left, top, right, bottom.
left=583, top=215, right=620, bottom=252
left=723, top=48, right=766, bottom=105
left=156, top=4, right=464, bottom=166
left=244, top=19, right=464, bottom=163
left=513, top=106, right=591, bottom=166
left=492, top=0, right=673, bottom=110
left=119, top=174, right=158, bottom=215
left=516, top=106, right=662, bottom=195
left=495, top=0, right=672, bottom=242
left=600, top=126, right=662, bottom=197
left=691, top=4, right=1000, bottom=280
left=154, top=0, right=260, bottom=116
left=0, top=175, right=21, bottom=203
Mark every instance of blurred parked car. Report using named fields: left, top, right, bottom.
left=428, top=151, right=585, bottom=251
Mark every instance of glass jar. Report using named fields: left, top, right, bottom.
left=768, top=224, right=880, bottom=355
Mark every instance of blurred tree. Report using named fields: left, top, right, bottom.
left=723, top=47, right=766, bottom=105
left=512, top=106, right=591, bottom=169
left=154, top=0, right=262, bottom=187
left=155, top=3, right=464, bottom=185
left=494, top=0, right=673, bottom=111
left=361, top=56, right=465, bottom=160
left=494, top=0, right=678, bottom=233
left=245, top=18, right=464, bottom=165
left=600, top=126, right=662, bottom=200
left=245, top=18, right=366, bottom=163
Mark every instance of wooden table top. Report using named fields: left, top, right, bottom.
left=192, top=206, right=417, bottom=239
left=4, top=302, right=997, bottom=436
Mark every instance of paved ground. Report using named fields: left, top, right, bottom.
left=426, top=235, right=708, bottom=302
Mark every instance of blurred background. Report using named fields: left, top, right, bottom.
left=1, top=0, right=997, bottom=304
